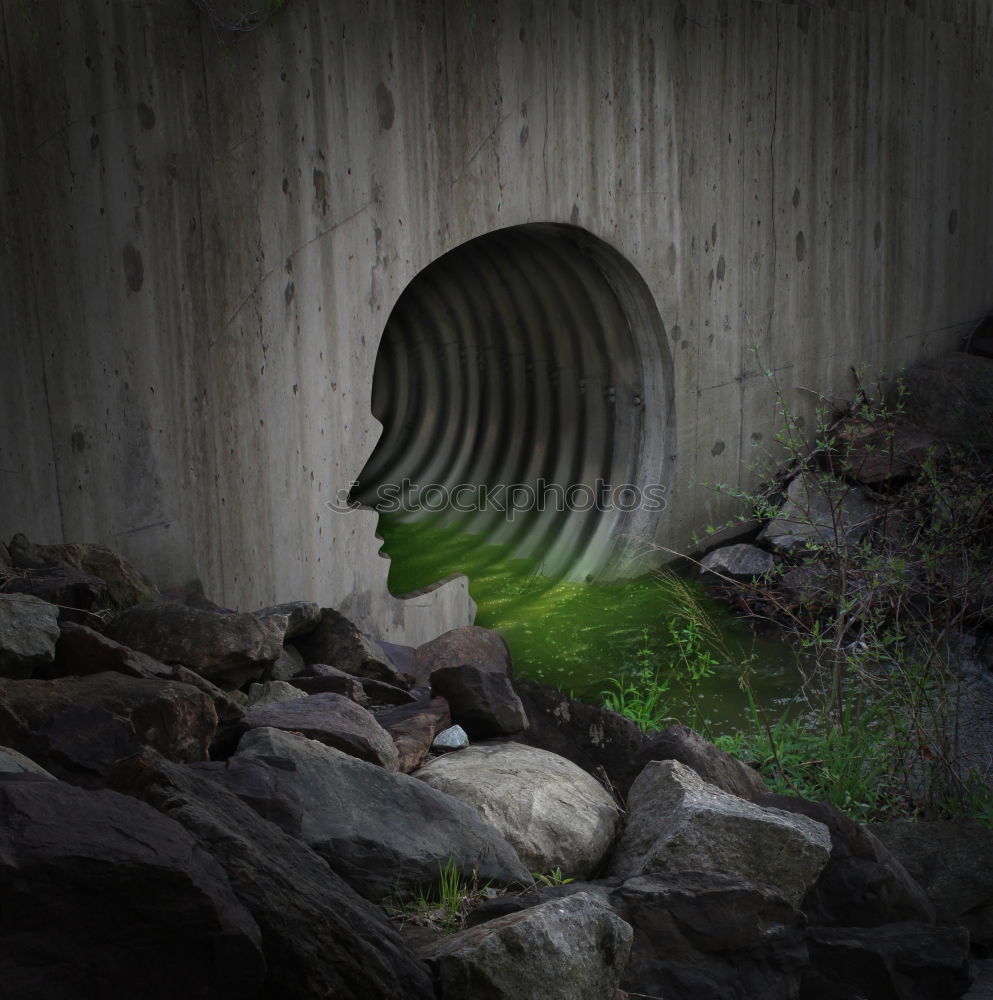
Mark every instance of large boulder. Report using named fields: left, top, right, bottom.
left=291, top=607, right=410, bottom=688
left=7, top=535, right=158, bottom=608
left=107, top=602, right=286, bottom=688
left=200, top=726, right=530, bottom=902
left=109, top=748, right=436, bottom=1000
left=0, top=745, right=56, bottom=779
left=415, top=625, right=513, bottom=682
left=624, top=723, right=768, bottom=800
left=0, top=593, right=60, bottom=678
left=2, top=565, right=109, bottom=621
left=608, top=760, right=831, bottom=907
left=242, top=691, right=399, bottom=769
left=755, top=793, right=935, bottom=928
left=0, top=777, right=265, bottom=1000
left=801, top=923, right=971, bottom=1000
left=758, top=474, right=877, bottom=553
left=374, top=696, right=452, bottom=772
left=0, top=674, right=217, bottom=783
left=244, top=679, right=309, bottom=710
left=871, top=819, right=993, bottom=953
left=415, top=741, right=620, bottom=879
left=252, top=600, right=321, bottom=638
left=613, top=872, right=807, bottom=1000
left=430, top=664, right=528, bottom=739
left=512, top=677, right=646, bottom=789
left=289, top=662, right=368, bottom=703
left=421, top=891, right=632, bottom=1000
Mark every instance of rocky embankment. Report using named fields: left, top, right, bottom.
left=0, top=529, right=991, bottom=999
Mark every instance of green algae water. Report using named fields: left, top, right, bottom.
left=377, top=515, right=803, bottom=736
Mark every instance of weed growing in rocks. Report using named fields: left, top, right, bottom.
left=385, top=856, right=495, bottom=934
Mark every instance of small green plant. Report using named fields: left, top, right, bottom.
left=532, top=867, right=574, bottom=888
left=601, top=627, right=672, bottom=733
left=385, top=855, right=492, bottom=933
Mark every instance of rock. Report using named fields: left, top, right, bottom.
left=291, top=607, right=410, bottom=688
left=612, top=872, right=807, bottom=1000
left=244, top=679, right=310, bottom=710
left=357, top=675, right=419, bottom=706
left=801, top=923, right=970, bottom=1000
left=33, top=540, right=159, bottom=608
left=871, top=819, right=993, bottom=953
left=291, top=662, right=369, bottom=702
left=700, top=542, right=776, bottom=580
left=758, top=474, right=877, bottom=553
left=624, top=723, right=768, bottom=800
left=608, top=760, right=831, bottom=907
left=0, top=593, right=60, bottom=678
left=0, top=744, right=56, bottom=779
left=778, top=562, right=840, bottom=609
left=465, top=879, right=619, bottom=928
left=837, top=419, right=942, bottom=485
left=109, top=748, right=437, bottom=1000
left=209, top=726, right=531, bottom=901
left=754, top=793, right=935, bottom=928
left=3, top=564, right=109, bottom=621
left=374, top=696, right=451, bottom=772
left=415, top=625, right=513, bottom=683
left=252, top=600, right=321, bottom=638
left=430, top=664, right=528, bottom=738
left=107, top=602, right=286, bottom=688
left=905, top=353, right=993, bottom=453
left=268, top=643, right=306, bottom=680
left=243, top=691, right=399, bottom=769
left=0, top=673, right=217, bottom=783
left=0, top=777, right=265, bottom=1000
left=380, top=639, right=418, bottom=679
left=434, top=724, right=469, bottom=751
left=415, top=741, right=619, bottom=879
left=48, top=620, right=169, bottom=679
left=512, top=677, right=646, bottom=790
left=421, top=891, right=632, bottom=1000
left=0, top=541, right=13, bottom=578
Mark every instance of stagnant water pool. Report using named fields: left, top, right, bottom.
left=377, top=515, right=805, bottom=736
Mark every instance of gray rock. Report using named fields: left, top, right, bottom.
left=871, top=818, right=993, bottom=951
left=415, top=625, right=513, bottom=683
left=700, top=542, right=776, bottom=580
left=415, top=742, right=619, bottom=879
left=107, top=602, right=287, bottom=688
left=222, top=726, right=531, bottom=901
left=612, top=873, right=807, bottom=1000
left=8, top=536, right=158, bottom=608
left=430, top=663, right=528, bottom=738
left=624, top=723, right=768, bottom=800
left=608, top=759, right=831, bottom=906
left=421, top=891, right=632, bottom=1000
left=755, top=793, right=935, bottom=928
left=291, top=607, right=410, bottom=688
left=0, top=674, right=218, bottom=783
left=0, top=777, right=265, bottom=999
left=245, top=679, right=309, bottom=710
left=243, top=691, right=399, bottom=769
left=433, top=724, right=469, bottom=751
left=837, top=418, right=942, bottom=485
left=109, top=748, right=437, bottom=1000
left=374, top=696, right=451, bottom=772
left=512, top=677, right=647, bottom=789
left=253, top=600, right=322, bottom=638
left=3, top=564, right=109, bottom=620
left=290, top=662, right=367, bottom=703
left=0, top=592, right=60, bottom=678
left=268, top=643, right=306, bottom=680
left=0, top=745, right=56, bottom=779
left=802, top=922, right=970, bottom=1000
left=758, top=474, right=877, bottom=553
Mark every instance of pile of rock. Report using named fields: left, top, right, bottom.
left=0, top=534, right=988, bottom=999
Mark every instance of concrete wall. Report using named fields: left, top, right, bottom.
left=1, top=0, right=990, bottom=643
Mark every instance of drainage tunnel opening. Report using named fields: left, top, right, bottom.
left=354, top=222, right=675, bottom=583
left=354, top=223, right=801, bottom=727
